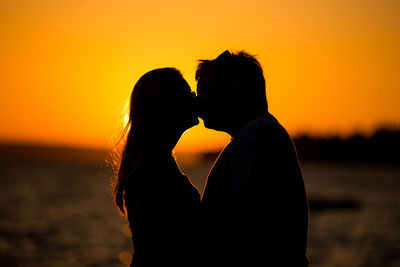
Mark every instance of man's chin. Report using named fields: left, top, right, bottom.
left=203, top=119, right=221, bottom=131
left=203, top=120, right=212, bottom=129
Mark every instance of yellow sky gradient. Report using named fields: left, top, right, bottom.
left=0, top=0, right=399, bottom=152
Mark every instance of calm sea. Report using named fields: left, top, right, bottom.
left=0, top=156, right=399, bottom=266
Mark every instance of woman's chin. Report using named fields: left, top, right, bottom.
left=193, top=117, right=200, bottom=126
left=183, top=117, right=199, bottom=131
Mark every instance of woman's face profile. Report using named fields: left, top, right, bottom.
left=131, top=69, right=198, bottom=133
left=171, top=79, right=199, bottom=131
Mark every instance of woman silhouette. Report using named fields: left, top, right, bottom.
left=112, top=68, right=200, bottom=267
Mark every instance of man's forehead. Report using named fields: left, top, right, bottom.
left=197, top=70, right=224, bottom=97
left=198, top=68, right=220, bottom=84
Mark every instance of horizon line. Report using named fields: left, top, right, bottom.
left=1, top=125, right=399, bottom=153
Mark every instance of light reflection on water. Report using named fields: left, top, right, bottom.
left=0, top=159, right=399, bottom=266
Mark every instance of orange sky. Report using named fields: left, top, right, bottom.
left=1, top=0, right=399, bottom=152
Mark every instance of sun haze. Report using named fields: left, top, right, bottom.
left=0, top=0, right=399, bottom=153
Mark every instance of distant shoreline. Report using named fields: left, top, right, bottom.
left=1, top=127, right=399, bottom=164
left=0, top=143, right=108, bottom=164
left=0, top=129, right=400, bottom=164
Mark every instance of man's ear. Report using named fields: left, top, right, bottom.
left=227, top=76, right=241, bottom=96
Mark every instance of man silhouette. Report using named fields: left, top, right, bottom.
left=196, top=50, right=309, bottom=267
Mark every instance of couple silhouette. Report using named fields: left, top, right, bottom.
left=113, top=50, right=309, bottom=267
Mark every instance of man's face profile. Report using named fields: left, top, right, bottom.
left=196, top=68, right=226, bottom=130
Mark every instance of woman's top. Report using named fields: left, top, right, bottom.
left=124, top=158, right=200, bottom=267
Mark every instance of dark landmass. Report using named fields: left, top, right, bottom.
left=0, top=143, right=107, bottom=165
left=0, top=127, right=399, bottom=164
left=294, top=128, right=400, bottom=163
left=202, top=127, right=400, bottom=164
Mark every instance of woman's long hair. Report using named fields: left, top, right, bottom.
left=111, top=68, right=186, bottom=216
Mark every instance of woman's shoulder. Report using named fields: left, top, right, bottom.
left=124, top=164, right=200, bottom=215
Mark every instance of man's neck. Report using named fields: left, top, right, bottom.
left=226, top=110, right=267, bottom=137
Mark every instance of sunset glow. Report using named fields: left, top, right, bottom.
left=1, top=0, right=399, bottom=152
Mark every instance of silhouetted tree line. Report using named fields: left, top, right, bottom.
left=293, top=128, right=400, bottom=163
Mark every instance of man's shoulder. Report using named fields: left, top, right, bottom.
left=228, top=113, right=292, bottom=162
left=236, top=112, right=290, bottom=143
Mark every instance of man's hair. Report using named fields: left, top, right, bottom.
left=195, top=50, right=268, bottom=111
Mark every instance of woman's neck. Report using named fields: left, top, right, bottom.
left=136, top=128, right=183, bottom=165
